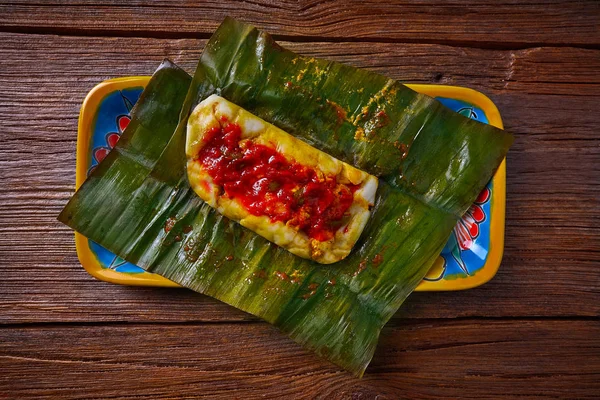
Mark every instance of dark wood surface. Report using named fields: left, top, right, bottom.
left=0, top=1, right=598, bottom=398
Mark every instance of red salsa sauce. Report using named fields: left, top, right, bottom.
left=195, top=121, right=356, bottom=241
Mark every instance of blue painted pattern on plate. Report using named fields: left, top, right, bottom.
left=87, top=87, right=145, bottom=273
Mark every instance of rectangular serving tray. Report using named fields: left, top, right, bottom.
left=75, top=77, right=506, bottom=291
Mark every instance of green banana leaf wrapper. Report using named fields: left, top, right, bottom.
left=59, top=18, right=513, bottom=376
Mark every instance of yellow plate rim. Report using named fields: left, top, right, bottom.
left=75, top=76, right=178, bottom=287
left=75, top=77, right=506, bottom=291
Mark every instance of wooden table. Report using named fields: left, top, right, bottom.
left=1, top=1, right=599, bottom=398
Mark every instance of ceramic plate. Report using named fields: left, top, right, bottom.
left=74, top=77, right=506, bottom=291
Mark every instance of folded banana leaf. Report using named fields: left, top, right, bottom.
left=60, top=18, right=513, bottom=376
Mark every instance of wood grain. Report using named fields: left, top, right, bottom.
left=1, top=0, right=599, bottom=48
left=1, top=34, right=598, bottom=324
left=1, top=320, right=599, bottom=398
left=0, top=2, right=598, bottom=397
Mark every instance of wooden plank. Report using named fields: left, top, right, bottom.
left=1, top=34, right=598, bottom=323
left=0, top=1, right=599, bottom=47
left=1, top=320, right=598, bottom=398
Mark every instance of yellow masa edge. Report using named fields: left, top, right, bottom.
left=75, top=77, right=506, bottom=291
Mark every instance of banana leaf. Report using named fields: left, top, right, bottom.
left=59, top=19, right=513, bottom=376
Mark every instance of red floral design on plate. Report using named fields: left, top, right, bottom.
left=454, top=187, right=490, bottom=250
left=93, top=115, right=130, bottom=164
